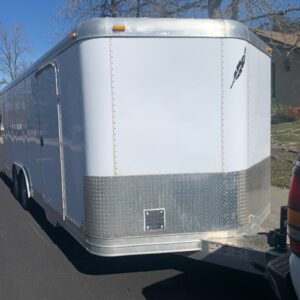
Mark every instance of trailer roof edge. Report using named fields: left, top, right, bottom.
left=76, top=18, right=269, bottom=55
left=0, top=18, right=269, bottom=95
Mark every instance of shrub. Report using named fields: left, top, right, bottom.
left=288, top=106, right=300, bottom=121
left=271, top=99, right=299, bottom=124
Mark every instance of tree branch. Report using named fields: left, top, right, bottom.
left=208, top=0, right=222, bottom=19
left=0, top=24, right=30, bottom=81
left=223, top=0, right=240, bottom=20
left=163, top=1, right=207, bottom=17
left=241, top=6, right=300, bottom=22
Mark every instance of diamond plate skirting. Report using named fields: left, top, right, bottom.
left=84, top=158, right=270, bottom=239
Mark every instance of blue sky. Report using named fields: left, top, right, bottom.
left=0, top=0, right=70, bottom=62
left=1, top=0, right=299, bottom=67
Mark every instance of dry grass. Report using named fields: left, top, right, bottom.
left=271, top=120, right=300, bottom=188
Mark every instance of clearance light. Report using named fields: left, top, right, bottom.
left=288, top=207, right=300, bottom=228
left=113, top=25, right=126, bottom=32
left=267, top=47, right=273, bottom=55
left=69, top=32, right=77, bottom=39
left=289, top=175, right=300, bottom=208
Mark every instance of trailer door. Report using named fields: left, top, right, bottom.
left=36, top=64, right=66, bottom=216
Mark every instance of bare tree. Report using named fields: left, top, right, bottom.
left=58, top=0, right=300, bottom=31
left=0, top=24, right=30, bottom=82
left=208, top=0, right=222, bottom=19
left=58, top=0, right=148, bottom=20
left=0, top=79, right=7, bottom=88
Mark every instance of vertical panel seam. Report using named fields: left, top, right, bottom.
left=246, top=43, right=250, bottom=167
left=54, top=65, right=67, bottom=220
left=109, top=38, right=118, bottom=175
left=221, top=39, right=225, bottom=173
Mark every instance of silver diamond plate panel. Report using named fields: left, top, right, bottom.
left=84, top=158, right=270, bottom=239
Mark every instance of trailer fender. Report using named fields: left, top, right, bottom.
left=12, top=163, right=31, bottom=199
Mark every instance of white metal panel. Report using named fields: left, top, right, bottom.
left=223, top=39, right=270, bottom=172
left=58, top=44, right=85, bottom=225
left=222, top=39, right=248, bottom=172
left=5, top=90, right=15, bottom=172
left=0, top=94, right=6, bottom=170
left=24, top=76, right=42, bottom=191
left=15, top=81, right=27, bottom=165
left=0, top=93, right=8, bottom=171
left=248, top=43, right=271, bottom=166
left=79, top=39, right=115, bottom=177
left=111, top=38, right=222, bottom=175
left=36, top=65, right=62, bottom=212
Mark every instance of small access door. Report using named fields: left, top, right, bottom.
left=36, top=63, right=66, bottom=218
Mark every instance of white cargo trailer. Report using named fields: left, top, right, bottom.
left=0, top=18, right=271, bottom=257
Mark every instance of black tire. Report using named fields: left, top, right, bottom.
left=12, top=168, right=19, bottom=200
left=19, top=173, right=31, bottom=210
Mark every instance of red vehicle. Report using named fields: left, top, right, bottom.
left=288, top=154, right=300, bottom=299
left=266, top=154, right=300, bottom=299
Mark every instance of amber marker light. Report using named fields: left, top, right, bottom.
left=288, top=208, right=300, bottom=229
left=69, top=32, right=77, bottom=39
left=267, top=47, right=273, bottom=55
left=112, top=25, right=126, bottom=32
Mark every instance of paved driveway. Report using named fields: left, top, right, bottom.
left=0, top=174, right=281, bottom=300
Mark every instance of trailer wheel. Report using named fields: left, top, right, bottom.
left=19, top=173, right=31, bottom=210
left=12, top=168, right=19, bottom=200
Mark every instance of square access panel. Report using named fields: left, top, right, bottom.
left=144, top=209, right=165, bottom=231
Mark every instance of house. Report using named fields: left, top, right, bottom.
left=255, top=29, right=300, bottom=107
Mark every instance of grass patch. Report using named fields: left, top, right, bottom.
left=271, top=120, right=300, bottom=188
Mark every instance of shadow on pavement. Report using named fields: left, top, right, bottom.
left=0, top=172, right=202, bottom=275
left=0, top=173, right=276, bottom=299
left=142, top=266, right=276, bottom=300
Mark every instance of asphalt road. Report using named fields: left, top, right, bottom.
left=0, top=175, right=278, bottom=300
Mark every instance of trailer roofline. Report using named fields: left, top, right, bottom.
left=0, top=17, right=269, bottom=96
left=76, top=18, right=269, bottom=55
left=0, top=36, right=75, bottom=95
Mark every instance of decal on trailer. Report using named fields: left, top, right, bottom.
left=230, top=47, right=246, bottom=89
